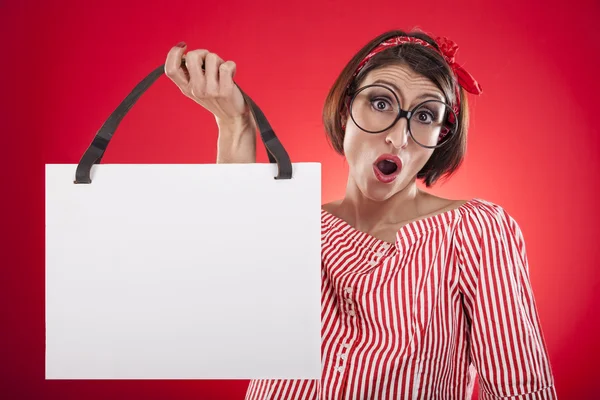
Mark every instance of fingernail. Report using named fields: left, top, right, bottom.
left=176, top=41, right=186, bottom=48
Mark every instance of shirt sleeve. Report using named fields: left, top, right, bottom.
left=454, top=202, right=557, bottom=399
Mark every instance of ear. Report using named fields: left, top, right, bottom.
left=436, top=126, right=452, bottom=143
left=341, top=114, right=348, bottom=130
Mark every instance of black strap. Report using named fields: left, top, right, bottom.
left=74, top=64, right=292, bottom=184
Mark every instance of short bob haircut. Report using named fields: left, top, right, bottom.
left=322, top=29, right=470, bottom=187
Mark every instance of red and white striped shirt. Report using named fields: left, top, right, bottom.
left=245, top=198, right=556, bottom=399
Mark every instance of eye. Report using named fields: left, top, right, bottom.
left=415, top=109, right=435, bottom=124
left=370, top=97, right=393, bottom=112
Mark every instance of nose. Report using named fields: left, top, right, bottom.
left=385, top=117, right=410, bottom=149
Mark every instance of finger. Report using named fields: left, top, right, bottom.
left=218, top=61, right=237, bottom=96
left=185, top=49, right=209, bottom=97
left=204, top=52, right=224, bottom=97
left=164, top=42, right=189, bottom=88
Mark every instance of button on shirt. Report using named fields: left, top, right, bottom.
left=245, top=198, right=556, bottom=400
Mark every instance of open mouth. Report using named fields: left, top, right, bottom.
left=373, top=154, right=402, bottom=183
left=375, top=159, right=399, bottom=175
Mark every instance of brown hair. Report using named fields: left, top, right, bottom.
left=322, top=29, right=470, bottom=187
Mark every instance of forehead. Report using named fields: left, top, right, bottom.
left=360, top=64, right=443, bottom=98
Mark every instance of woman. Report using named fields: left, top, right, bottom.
left=165, top=29, right=556, bottom=400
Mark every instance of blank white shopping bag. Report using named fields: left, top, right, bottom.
left=45, top=64, right=321, bottom=380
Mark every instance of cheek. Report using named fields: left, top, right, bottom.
left=342, top=129, right=371, bottom=165
left=407, top=147, right=435, bottom=172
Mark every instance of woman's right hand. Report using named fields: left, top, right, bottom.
left=164, top=42, right=257, bottom=163
left=164, top=42, right=251, bottom=125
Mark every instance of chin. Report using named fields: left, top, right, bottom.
left=363, top=188, right=396, bottom=202
left=360, top=173, right=406, bottom=202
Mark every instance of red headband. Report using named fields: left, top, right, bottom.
left=347, top=35, right=483, bottom=125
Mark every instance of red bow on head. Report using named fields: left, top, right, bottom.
left=433, top=36, right=482, bottom=96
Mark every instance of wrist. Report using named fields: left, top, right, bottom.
left=215, top=115, right=255, bottom=134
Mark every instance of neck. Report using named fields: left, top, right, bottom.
left=339, top=177, right=426, bottom=232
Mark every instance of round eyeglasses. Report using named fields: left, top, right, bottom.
left=347, top=84, right=458, bottom=149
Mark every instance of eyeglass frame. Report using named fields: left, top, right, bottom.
left=345, top=84, right=458, bottom=149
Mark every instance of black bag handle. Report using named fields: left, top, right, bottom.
left=74, top=62, right=293, bottom=184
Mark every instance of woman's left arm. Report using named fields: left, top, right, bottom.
left=455, top=204, right=557, bottom=399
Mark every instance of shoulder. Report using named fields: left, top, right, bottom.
left=458, top=198, right=526, bottom=249
left=321, top=199, right=342, bottom=215
left=320, top=200, right=343, bottom=233
left=321, top=199, right=343, bottom=227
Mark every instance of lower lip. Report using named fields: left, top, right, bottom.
left=373, top=164, right=400, bottom=183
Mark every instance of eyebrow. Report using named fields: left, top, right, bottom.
left=371, top=79, right=444, bottom=102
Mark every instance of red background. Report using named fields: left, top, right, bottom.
left=2, top=0, right=599, bottom=398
